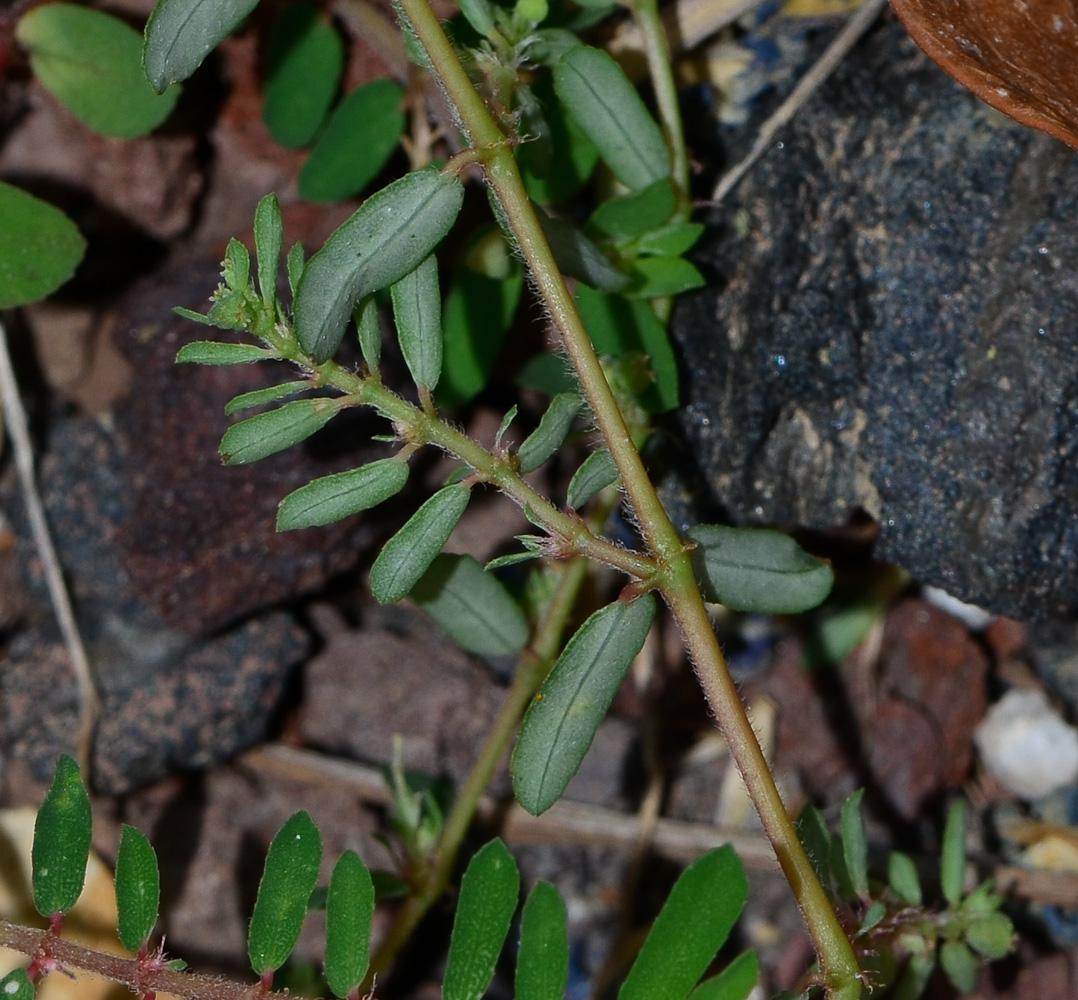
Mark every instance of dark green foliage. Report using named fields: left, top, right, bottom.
left=567, top=447, right=619, bottom=508
left=0, top=182, right=85, bottom=308
left=32, top=755, right=92, bottom=918
left=517, top=392, right=583, bottom=473
left=277, top=458, right=410, bottom=530
left=115, top=825, right=160, bottom=951
left=516, top=882, right=569, bottom=1000
left=219, top=397, right=343, bottom=465
left=248, top=811, right=323, bottom=975
left=410, top=553, right=529, bottom=656
left=369, top=482, right=472, bottom=603
left=443, top=840, right=520, bottom=1000
left=263, top=6, right=344, bottom=149
left=618, top=847, right=747, bottom=1000
left=143, top=0, right=260, bottom=91
left=324, top=851, right=375, bottom=998
left=18, top=4, right=179, bottom=137
left=391, top=253, right=443, bottom=392
left=513, top=594, right=655, bottom=815
left=298, top=80, right=406, bottom=203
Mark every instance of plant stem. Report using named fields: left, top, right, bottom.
left=389, top=3, right=863, bottom=995
left=626, top=0, right=691, bottom=215
left=365, top=555, right=590, bottom=982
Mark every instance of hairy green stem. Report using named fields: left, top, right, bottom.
left=365, top=555, right=590, bottom=983
left=390, top=3, right=863, bottom=995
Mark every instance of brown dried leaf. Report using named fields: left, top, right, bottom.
left=890, top=0, right=1078, bottom=149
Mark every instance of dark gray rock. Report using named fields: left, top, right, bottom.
left=669, top=15, right=1078, bottom=620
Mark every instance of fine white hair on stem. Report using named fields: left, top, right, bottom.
left=0, top=319, right=99, bottom=777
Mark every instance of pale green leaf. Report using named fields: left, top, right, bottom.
left=0, top=182, right=84, bottom=307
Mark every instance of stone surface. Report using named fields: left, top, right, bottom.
left=669, top=14, right=1078, bottom=620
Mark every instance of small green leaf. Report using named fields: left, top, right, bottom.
left=887, top=851, right=922, bottom=907
left=635, top=222, right=704, bottom=258
left=144, top=0, right=260, bottom=91
left=522, top=28, right=582, bottom=67
left=457, top=0, right=497, bottom=38
left=438, top=253, right=523, bottom=407
left=619, top=846, right=747, bottom=1000
left=519, top=76, right=598, bottom=202
left=891, top=952, right=934, bottom=1000
left=535, top=206, right=628, bottom=292
left=0, top=182, right=85, bottom=307
left=220, top=397, right=342, bottom=465
left=589, top=180, right=675, bottom=240
left=294, top=167, right=464, bottom=362
left=795, top=804, right=833, bottom=890
left=965, top=912, right=1013, bottom=960
left=298, top=79, right=405, bottom=203
left=324, top=850, right=374, bottom=998
left=574, top=286, right=678, bottom=412
left=495, top=406, right=518, bottom=449
left=939, top=940, right=977, bottom=994
left=369, top=482, right=471, bottom=604
left=443, top=840, right=520, bottom=1000
left=858, top=900, right=886, bottom=934
left=18, top=4, right=179, bottom=137
left=115, top=825, right=160, bottom=952
left=410, top=554, right=529, bottom=657
left=225, top=381, right=312, bottom=415
left=176, top=341, right=277, bottom=365
left=628, top=256, right=705, bottom=298
left=687, top=525, right=834, bottom=614
left=254, top=193, right=284, bottom=308
left=513, top=594, right=655, bottom=815
left=263, top=5, right=344, bottom=149
left=516, top=881, right=568, bottom=1000
left=277, top=458, right=409, bottom=530
left=354, top=296, right=381, bottom=375
left=567, top=448, right=619, bottom=509
left=32, top=754, right=91, bottom=917
left=840, top=789, right=868, bottom=897
left=516, top=353, right=579, bottom=396
left=248, top=811, right=323, bottom=975
left=391, top=254, right=442, bottom=392
left=287, top=242, right=305, bottom=299
left=517, top=392, right=583, bottom=473
left=941, top=800, right=965, bottom=907
left=553, top=46, right=669, bottom=192
left=686, top=951, right=758, bottom=1000
left=0, top=969, right=34, bottom=1000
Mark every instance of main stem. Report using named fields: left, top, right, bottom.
left=393, top=4, right=862, bottom=996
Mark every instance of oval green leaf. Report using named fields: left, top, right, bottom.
left=515, top=881, right=568, bottom=1000
left=391, top=253, right=442, bottom=392
left=635, top=222, right=704, bottom=258
left=840, top=789, right=868, bottom=898
left=620, top=847, right=747, bottom=1000
left=248, top=811, right=323, bottom=975
left=513, top=594, right=655, bottom=815
left=144, top=0, right=260, bottom=92
left=686, top=951, right=758, bottom=1000
left=567, top=447, right=619, bottom=509
left=628, top=256, right=705, bottom=298
left=940, top=799, right=965, bottom=907
left=369, top=482, right=471, bottom=604
left=588, top=180, right=676, bottom=240
left=276, top=458, right=409, bottom=530
left=324, top=850, right=374, bottom=998
left=410, top=553, right=529, bottom=657
left=298, top=79, right=405, bottom=203
left=219, top=397, right=341, bottom=465
left=254, top=193, right=284, bottom=307
left=354, top=296, right=381, bottom=375
left=0, top=969, right=34, bottom=1000
left=17, top=4, right=179, bottom=138
left=686, top=524, right=833, bottom=614
left=939, top=941, right=977, bottom=995
left=517, top=391, right=583, bottom=474
left=294, top=167, right=464, bottom=362
left=175, top=341, right=277, bottom=365
left=32, top=754, right=91, bottom=917
left=443, top=839, right=520, bottom=1000
left=887, top=851, right=922, bottom=907
left=115, top=825, right=160, bottom=952
left=519, top=76, right=598, bottom=203
left=263, top=5, right=344, bottom=149
left=534, top=205, right=628, bottom=293
left=553, top=46, right=668, bottom=192
left=224, top=381, right=312, bottom=415
left=965, top=912, right=1013, bottom=960
left=0, top=182, right=85, bottom=307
